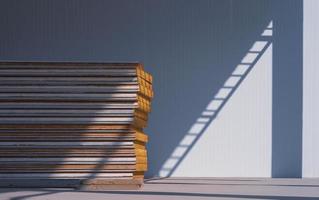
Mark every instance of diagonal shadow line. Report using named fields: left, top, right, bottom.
left=79, top=126, right=135, bottom=181
left=164, top=33, right=273, bottom=177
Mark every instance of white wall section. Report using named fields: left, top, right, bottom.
left=303, top=0, right=319, bottom=178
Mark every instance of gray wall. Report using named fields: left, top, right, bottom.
left=0, top=0, right=304, bottom=177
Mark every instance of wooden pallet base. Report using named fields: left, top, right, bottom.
left=79, top=179, right=143, bottom=190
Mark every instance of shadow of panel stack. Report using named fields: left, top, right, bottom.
left=0, top=62, right=153, bottom=190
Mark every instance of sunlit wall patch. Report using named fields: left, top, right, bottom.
left=159, top=21, right=273, bottom=177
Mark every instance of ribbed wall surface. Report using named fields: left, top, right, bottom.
left=0, top=0, right=305, bottom=178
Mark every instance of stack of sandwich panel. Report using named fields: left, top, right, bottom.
left=0, top=62, right=153, bottom=188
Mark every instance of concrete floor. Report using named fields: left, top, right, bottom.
left=1, top=178, right=319, bottom=200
